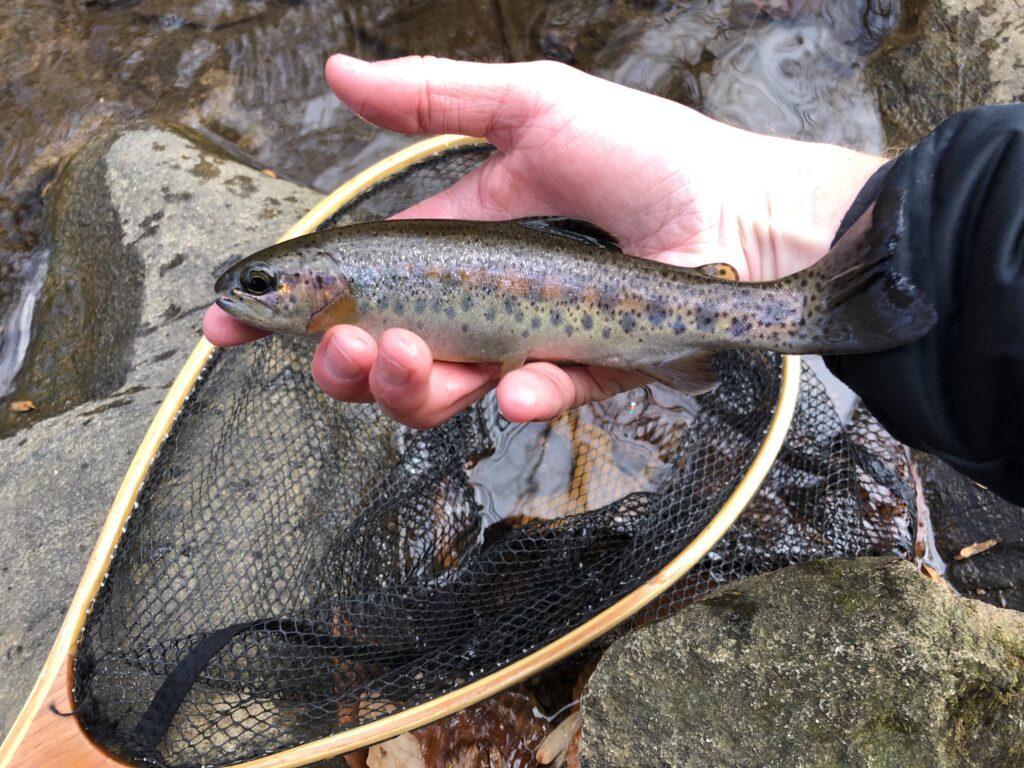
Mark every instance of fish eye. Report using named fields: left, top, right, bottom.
left=241, top=265, right=277, bottom=295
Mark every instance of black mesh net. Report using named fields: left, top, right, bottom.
left=72, top=145, right=916, bottom=767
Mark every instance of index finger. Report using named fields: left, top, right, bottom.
left=324, top=55, right=568, bottom=148
left=203, top=304, right=270, bottom=347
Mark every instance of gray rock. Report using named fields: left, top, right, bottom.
left=580, top=557, right=1024, bottom=768
left=0, top=125, right=319, bottom=734
left=917, top=453, right=1024, bottom=611
left=866, top=0, right=1024, bottom=148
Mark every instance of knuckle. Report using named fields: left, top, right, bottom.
left=523, top=59, right=572, bottom=81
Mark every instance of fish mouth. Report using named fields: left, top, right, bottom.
left=215, top=290, right=262, bottom=319
left=215, top=289, right=282, bottom=333
left=216, top=289, right=256, bottom=312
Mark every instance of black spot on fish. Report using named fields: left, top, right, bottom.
left=461, top=323, right=470, bottom=334
left=394, top=301, right=405, bottom=316
left=431, top=297, right=443, bottom=312
left=461, top=295, right=473, bottom=312
left=531, top=317, right=541, bottom=329
left=729, top=317, right=752, bottom=337
left=550, top=310, right=562, bottom=326
left=521, top=330, right=530, bottom=338
left=565, top=325, right=574, bottom=337
left=314, top=275, right=324, bottom=287
left=761, top=302, right=791, bottom=324
left=581, top=312, right=593, bottom=330
left=485, top=308, right=496, bottom=322
left=504, top=296, right=516, bottom=315
left=647, top=306, right=667, bottom=327
left=672, top=317, right=687, bottom=335
left=289, top=295, right=297, bottom=304
left=620, top=312, right=637, bottom=334
left=445, top=306, right=457, bottom=318
left=696, top=307, right=715, bottom=331
left=602, top=327, right=612, bottom=340
left=414, top=298, right=426, bottom=315
left=514, top=310, right=525, bottom=322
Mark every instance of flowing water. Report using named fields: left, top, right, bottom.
left=0, top=0, right=900, bottom=399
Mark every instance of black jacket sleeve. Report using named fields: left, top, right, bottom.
left=825, top=104, right=1024, bottom=505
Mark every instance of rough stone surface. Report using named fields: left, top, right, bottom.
left=580, top=557, right=1024, bottom=768
left=0, top=125, right=319, bottom=734
left=866, top=0, right=1024, bottom=148
left=917, top=453, right=1024, bottom=611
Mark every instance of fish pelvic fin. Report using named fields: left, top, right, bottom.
left=499, top=355, right=526, bottom=377
left=638, top=350, right=719, bottom=395
left=785, top=189, right=937, bottom=354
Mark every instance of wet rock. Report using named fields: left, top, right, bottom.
left=580, top=557, right=1024, bottom=768
left=0, top=125, right=319, bottom=733
left=866, top=0, right=1024, bottom=148
left=1, top=126, right=317, bottom=437
left=917, top=453, right=1024, bottom=611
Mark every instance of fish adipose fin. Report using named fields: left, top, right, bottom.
left=696, top=262, right=739, bottom=281
left=638, top=350, right=718, bottom=395
left=786, top=188, right=937, bottom=353
left=516, top=217, right=622, bottom=251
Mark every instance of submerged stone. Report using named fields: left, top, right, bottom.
left=580, top=557, right=1024, bottom=767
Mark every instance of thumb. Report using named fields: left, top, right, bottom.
left=325, top=55, right=565, bottom=148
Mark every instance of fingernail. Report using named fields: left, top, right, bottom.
left=378, top=348, right=413, bottom=387
left=329, top=53, right=368, bottom=67
left=325, top=335, right=366, bottom=381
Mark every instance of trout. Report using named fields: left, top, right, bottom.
left=214, top=205, right=935, bottom=394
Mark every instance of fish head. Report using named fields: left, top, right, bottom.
left=214, top=246, right=355, bottom=337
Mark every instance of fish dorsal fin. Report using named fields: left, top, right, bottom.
left=637, top=349, right=719, bottom=395
left=516, top=217, right=622, bottom=251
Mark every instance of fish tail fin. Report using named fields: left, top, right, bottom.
left=786, top=189, right=936, bottom=354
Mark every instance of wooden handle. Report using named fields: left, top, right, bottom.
left=2, top=658, right=127, bottom=767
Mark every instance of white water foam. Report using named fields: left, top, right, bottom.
left=0, top=250, right=49, bottom=398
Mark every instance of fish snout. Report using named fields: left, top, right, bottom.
left=214, top=268, right=238, bottom=295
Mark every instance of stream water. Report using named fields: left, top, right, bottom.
left=0, top=0, right=900, bottom=397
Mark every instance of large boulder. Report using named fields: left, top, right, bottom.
left=917, top=453, right=1024, bottom=611
left=0, top=125, right=320, bottom=734
left=580, top=557, right=1024, bottom=767
left=866, top=0, right=1024, bottom=147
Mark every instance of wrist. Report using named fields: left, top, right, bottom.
left=737, top=133, right=886, bottom=280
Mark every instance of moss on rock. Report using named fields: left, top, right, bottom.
left=580, top=557, right=1024, bottom=767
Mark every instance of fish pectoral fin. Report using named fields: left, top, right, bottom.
left=499, top=355, right=527, bottom=377
left=696, top=262, right=739, bottom=281
left=307, top=293, right=359, bottom=334
left=638, top=350, right=718, bottom=395
left=515, top=217, right=622, bottom=251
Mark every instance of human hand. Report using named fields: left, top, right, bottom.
left=204, top=55, right=884, bottom=428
